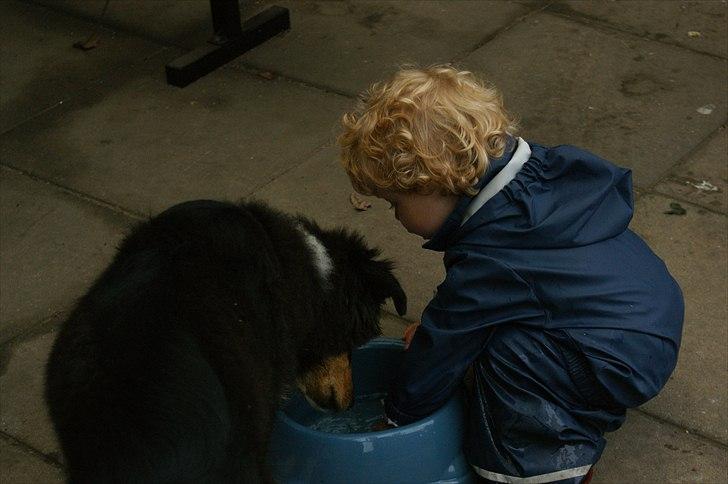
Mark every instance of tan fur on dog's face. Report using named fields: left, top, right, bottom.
left=297, top=353, right=353, bottom=412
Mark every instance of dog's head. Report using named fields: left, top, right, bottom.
left=295, top=221, right=407, bottom=411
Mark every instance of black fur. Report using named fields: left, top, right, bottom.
left=45, top=200, right=406, bottom=483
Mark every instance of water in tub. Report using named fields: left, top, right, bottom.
left=306, top=393, right=386, bottom=434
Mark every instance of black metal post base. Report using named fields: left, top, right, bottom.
left=166, top=5, right=290, bottom=88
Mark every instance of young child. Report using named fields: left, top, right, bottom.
left=338, top=66, right=684, bottom=484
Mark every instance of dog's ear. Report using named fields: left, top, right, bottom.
left=387, top=275, right=408, bottom=316
left=365, top=260, right=408, bottom=316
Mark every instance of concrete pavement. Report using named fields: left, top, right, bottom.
left=1, top=1, right=726, bottom=482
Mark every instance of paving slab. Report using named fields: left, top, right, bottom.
left=0, top=64, right=353, bottom=215
left=251, top=143, right=443, bottom=321
left=596, top=410, right=728, bottom=483
left=628, top=193, right=727, bottom=445
left=0, top=435, right=64, bottom=484
left=0, top=0, right=163, bottom=134
left=31, top=0, right=212, bottom=48
left=0, top=329, right=60, bottom=460
left=0, top=168, right=132, bottom=344
left=461, top=12, right=727, bottom=187
left=235, top=0, right=533, bottom=96
left=548, top=0, right=728, bottom=58
left=654, top=125, right=727, bottom=214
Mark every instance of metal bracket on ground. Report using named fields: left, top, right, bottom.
left=166, top=0, right=290, bottom=88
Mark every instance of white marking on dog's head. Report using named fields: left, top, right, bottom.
left=297, top=224, right=333, bottom=285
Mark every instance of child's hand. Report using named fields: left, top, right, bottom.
left=403, top=322, right=420, bottom=350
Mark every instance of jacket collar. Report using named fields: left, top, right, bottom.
left=423, top=136, right=517, bottom=252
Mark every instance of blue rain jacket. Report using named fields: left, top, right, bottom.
left=384, top=138, right=684, bottom=432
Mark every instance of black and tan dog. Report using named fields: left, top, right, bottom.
left=45, top=200, right=406, bottom=483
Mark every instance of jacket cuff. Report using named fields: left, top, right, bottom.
left=384, top=396, right=421, bottom=426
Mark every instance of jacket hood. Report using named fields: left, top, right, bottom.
left=425, top=140, right=634, bottom=251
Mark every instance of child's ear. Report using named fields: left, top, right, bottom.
left=365, top=260, right=408, bottom=316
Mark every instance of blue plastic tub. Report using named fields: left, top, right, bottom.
left=267, top=338, right=475, bottom=483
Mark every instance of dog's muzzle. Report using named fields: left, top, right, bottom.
left=297, top=353, right=353, bottom=412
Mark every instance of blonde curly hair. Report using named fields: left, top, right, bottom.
left=339, top=65, right=518, bottom=196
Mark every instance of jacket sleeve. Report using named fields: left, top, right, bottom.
left=384, top=251, right=545, bottom=425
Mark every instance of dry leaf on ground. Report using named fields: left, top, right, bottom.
left=349, top=193, right=372, bottom=211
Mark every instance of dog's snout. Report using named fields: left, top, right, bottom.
left=298, top=353, right=353, bottom=412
